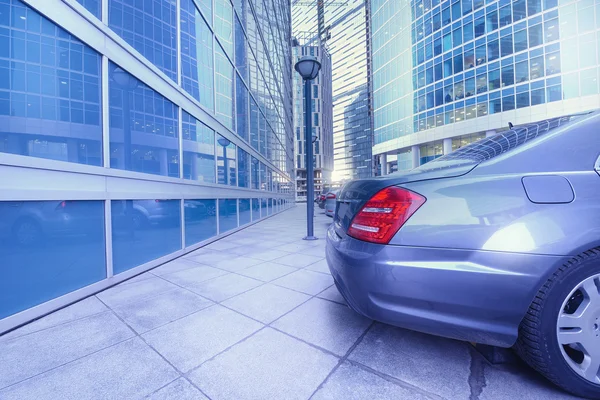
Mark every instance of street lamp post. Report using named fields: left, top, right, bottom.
left=294, top=55, right=321, bottom=241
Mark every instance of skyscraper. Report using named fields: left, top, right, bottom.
left=371, top=0, right=600, bottom=174
left=0, top=0, right=294, bottom=332
left=292, top=39, right=334, bottom=201
left=292, top=0, right=373, bottom=182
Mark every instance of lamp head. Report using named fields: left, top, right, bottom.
left=112, top=67, right=139, bottom=90
left=217, top=137, right=231, bottom=147
left=294, top=55, right=321, bottom=80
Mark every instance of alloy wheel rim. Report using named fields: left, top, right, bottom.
left=557, top=273, right=600, bottom=384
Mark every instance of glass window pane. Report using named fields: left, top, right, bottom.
left=108, top=0, right=177, bottom=81
left=546, top=84, right=561, bottom=101
left=454, top=54, right=464, bottom=73
left=489, top=98, right=502, bottom=113
left=239, top=199, right=251, bottom=225
left=251, top=156, right=260, bottom=189
left=580, top=68, right=599, bottom=96
left=503, top=94, right=515, bottom=110
left=180, top=0, right=214, bottom=110
left=465, top=77, right=475, bottom=96
left=443, top=33, right=453, bottom=52
left=236, top=74, right=248, bottom=141
left=527, top=0, right=542, bottom=15
left=579, top=5, right=595, bottom=33
left=530, top=55, right=544, bottom=79
left=513, top=0, right=527, bottom=21
left=476, top=44, right=486, bottom=65
left=453, top=28, right=462, bottom=47
left=516, top=60, right=529, bottom=82
left=214, top=0, right=233, bottom=57
left=499, top=5, right=512, bottom=27
left=463, top=22, right=474, bottom=42
left=112, top=199, right=181, bottom=274
left=234, top=16, right=247, bottom=80
left=251, top=198, right=260, bottom=220
left=544, top=18, right=559, bottom=42
left=0, top=3, right=102, bottom=166
left=463, top=0, right=473, bottom=15
left=0, top=200, right=105, bottom=319
left=477, top=73, right=488, bottom=93
left=215, top=44, right=234, bottom=129
left=489, top=68, right=501, bottom=89
left=486, top=10, right=498, bottom=33
left=217, top=134, right=236, bottom=186
left=184, top=199, right=217, bottom=246
left=109, top=63, right=179, bottom=177
left=514, top=29, right=528, bottom=52
left=76, top=0, right=101, bottom=18
left=464, top=49, right=475, bottom=69
left=579, top=34, right=597, bottom=68
left=529, top=24, right=543, bottom=47
left=488, top=38, right=500, bottom=61
left=516, top=91, right=530, bottom=107
left=562, top=72, right=579, bottom=99
left=182, top=110, right=215, bottom=183
left=501, top=35, right=513, bottom=56
left=531, top=88, right=545, bottom=104
left=546, top=51, right=560, bottom=75
left=218, top=199, right=238, bottom=233
left=502, top=64, right=515, bottom=86
left=238, top=147, right=249, bottom=188
left=559, top=6, right=577, bottom=38
left=474, top=16, right=485, bottom=37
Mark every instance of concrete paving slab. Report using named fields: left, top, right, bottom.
left=272, top=297, right=371, bottom=356
left=317, top=285, right=346, bottom=305
left=112, top=288, right=213, bottom=334
left=0, top=311, right=134, bottom=389
left=305, top=258, right=330, bottom=274
left=0, top=338, right=178, bottom=400
left=212, top=256, right=264, bottom=272
left=146, top=378, right=208, bottom=400
left=151, top=258, right=205, bottom=276
left=349, top=323, right=472, bottom=399
left=222, top=284, right=310, bottom=323
left=237, top=262, right=298, bottom=282
left=312, top=362, right=434, bottom=400
left=246, top=249, right=292, bottom=261
left=274, top=253, right=324, bottom=268
left=272, top=269, right=334, bottom=295
left=179, top=273, right=263, bottom=302
left=188, top=328, right=338, bottom=400
left=0, top=296, right=107, bottom=340
left=160, top=265, right=229, bottom=292
left=142, top=305, right=262, bottom=372
left=96, top=277, right=178, bottom=309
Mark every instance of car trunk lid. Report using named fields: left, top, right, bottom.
left=334, top=163, right=476, bottom=238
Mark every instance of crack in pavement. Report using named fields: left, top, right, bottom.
left=468, top=347, right=487, bottom=400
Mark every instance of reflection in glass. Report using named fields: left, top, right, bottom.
left=217, top=134, right=237, bottom=185
left=238, top=147, right=250, bottom=188
left=249, top=97, right=259, bottom=150
left=181, top=0, right=214, bottom=110
left=252, top=198, right=260, bottom=220
left=218, top=199, right=238, bottom=233
left=184, top=199, right=217, bottom=246
left=239, top=198, right=251, bottom=225
left=76, top=0, right=101, bottom=18
left=0, top=1, right=102, bottom=165
left=108, top=0, right=177, bottom=81
left=111, top=200, right=181, bottom=274
left=0, top=200, right=106, bottom=319
left=108, top=63, right=179, bottom=177
left=215, top=44, right=234, bottom=129
left=182, top=111, right=215, bottom=183
left=214, top=0, right=233, bottom=57
left=236, top=74, right=249, bottom=141
left=251, top=156, right=260, bottom=189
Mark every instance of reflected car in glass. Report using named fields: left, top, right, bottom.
left=0, top=201, right=104, bottom=246
left=326, top=112, right=600, bottom=398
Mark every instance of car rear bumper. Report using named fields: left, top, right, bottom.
left=325, top=224, right=568, bottom=347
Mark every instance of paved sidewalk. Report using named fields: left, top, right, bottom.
left=0, top=205, right=581, bottom=399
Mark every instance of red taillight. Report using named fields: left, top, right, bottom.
left=326, top=193, right=336, bottom=199
left=347, top=186, right=426, bottom=245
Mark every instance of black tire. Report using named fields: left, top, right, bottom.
left=515, top=248, right=600, bottom=399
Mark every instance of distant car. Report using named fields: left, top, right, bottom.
left=317, top=194, right=326, bottom=209
left=325, top=190, right=338, bottom=217
left=326, top=112, right=600, bottom=399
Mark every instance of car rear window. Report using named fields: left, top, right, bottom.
left=416, top=112, right=592, bottom=171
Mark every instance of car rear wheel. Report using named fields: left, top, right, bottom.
left=515, top=249, right=600, bottom=399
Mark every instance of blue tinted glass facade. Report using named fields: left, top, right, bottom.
left=108, top=0, right=177, bottom=81
left=0, top=0, right=102, bottom=165
left=0, top=0, right=294, bottom=331
left=75, top=0, right=101, bottom=18
left=108, top=62, right=179, bottom=177
left=372, top=0, right=600, bottom=171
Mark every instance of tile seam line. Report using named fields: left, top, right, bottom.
left=183, top=280, right=341, bottom=377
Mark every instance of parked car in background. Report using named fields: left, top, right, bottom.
left=326, top=112, right=600, bottom=399
left=317, top=193, right=326, bottom=209
left=325, top=190, right=338, bottom=217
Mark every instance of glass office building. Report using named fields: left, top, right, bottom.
left=371, top=0, right=600, bottom=173
left=292, top=0, right=374, bottom=181
left=0, top=0, right=294, bottom=333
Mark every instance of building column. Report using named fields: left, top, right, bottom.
left=485, top=130, right=497, bottom=138
left=411, top=145, right=420, bottom=168
left=381, top=153, right=388, bottom=175
left=443, top=138, right=452, bottom=155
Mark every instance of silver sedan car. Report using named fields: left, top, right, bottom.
left=326, top=112, right=600, bottom=398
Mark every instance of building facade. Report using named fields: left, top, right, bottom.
left=292, top=42, right=334, bottom=201
left=0, top=0, right=294, bottom=333
left=371, top=0, right=600, bottom=174
left=292, top=0, right=373, bottom=182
